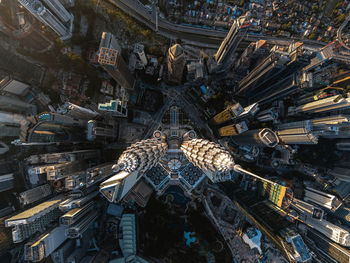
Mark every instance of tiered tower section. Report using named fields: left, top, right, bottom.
left=181, top=139, right=235, bottom=173
left=113, top=138, right=168, bottom=175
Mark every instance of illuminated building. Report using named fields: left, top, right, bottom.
left=167, top=44, right=186, bottom=85
left=212, top=103, right=244, bottom=125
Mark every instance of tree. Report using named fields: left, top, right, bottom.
left=141, top=29, right=152, bottom=41
left=309, top=32, right=317, bottom=40
left=335, top=13, right=345, bottom=25
left=148, top=46, right=164, bottom=57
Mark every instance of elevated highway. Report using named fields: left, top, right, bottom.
left=109, top=0, right=327, bottom=50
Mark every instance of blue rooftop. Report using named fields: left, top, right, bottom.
left=184, top=231, right=196, bottom=247
left=200, top=85, right=208, bottom=94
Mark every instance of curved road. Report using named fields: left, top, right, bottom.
left=337, top=14, right=350, bottom=51
left=109, top=0, right=326, bottom=49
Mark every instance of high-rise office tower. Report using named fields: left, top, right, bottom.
left=304, top=227, right=350, bottom=263
left=276, top=121, right=318, bottom=145
left=218, top=122, right=248, bottom=137
left=87, top=120, right=116, bottom=141
left=212, top=103, right=259, bottom=128
left=237, top=43, right=310, bottom=99
left=249, top=73, right=299, bottom=105
left=0, top=141, right=9, bottom=154
left=41, top=0, right=71, bottom=22
left=18, top=0, right=73, bottom=40
left=59, top=190, right=99, bottom=212
left=87, top=163, right=114, bottom=184
left=65, top=207, right=98, bottom=239
left=230, top=128, right=279, bottom=148
left=0, top=0, right=53, bottom=51
left=21, top=112, right=87, bottom=145
left=64, top=171, right=88, bottom=190
left=292, top=199, right=350, bottom=247
left=214, top=14, right=249, bottom=71
left=309, top=115, right=350, bottom=139
left=234, top=39, right=270, bottom=74
left=98, top=32, right=136, bottom=90
left=24, top=225, right=68, bottom=262
left=0, top=95, right=37, bottom=114
left=61, top=102, right=100, bottom=120
left=288, top=94, right=350, bottom=116
left=134, top=43, right=148, bottom=66
left=45, top=160, right=88, bottom=181
left=211, top=103, right=244, bottom=125
left=303, top=187, right=342, bottom=211
left=111, top=214, right=149, bottom=262
left=328, top=167, right=350, bottom=182
left=237, top=47, right=290, bottom=96
left=26, top=150, right=100, bottom=165
left=167, top=43, right=186, bottom=85
left=65, top=163, right=114, bottom=190
left=98, top=99, right=128, bottom=118
left=59, top=0, right=74, bottom=8
left=5, top=195, right=64, bottom=243
left=100, top=136, right=168, bottom=202
left=0, top=110, right=28, bottom=138
left=19, top=184, right=52, bottom=206
left=0, top=173, right=14, bottom=192
left=304, top=41, right=350, bottom=72
left=260, top=180, right=291, bottom=209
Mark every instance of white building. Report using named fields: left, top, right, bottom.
left=134, top=43, right=148, bottom=66
left=292, top=199, right=350, bottom=247
left=98, top=99, right=128, bottom=118
left=0, top=76, right=30, bottom=96
left=18, top=0, right=73, bottom=40
left=304, top=187, right=342, bottom=211
left=109, top=214, right=149, bottom=263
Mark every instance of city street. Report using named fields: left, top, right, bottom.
left=142, top=82, right=214, bottom=139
